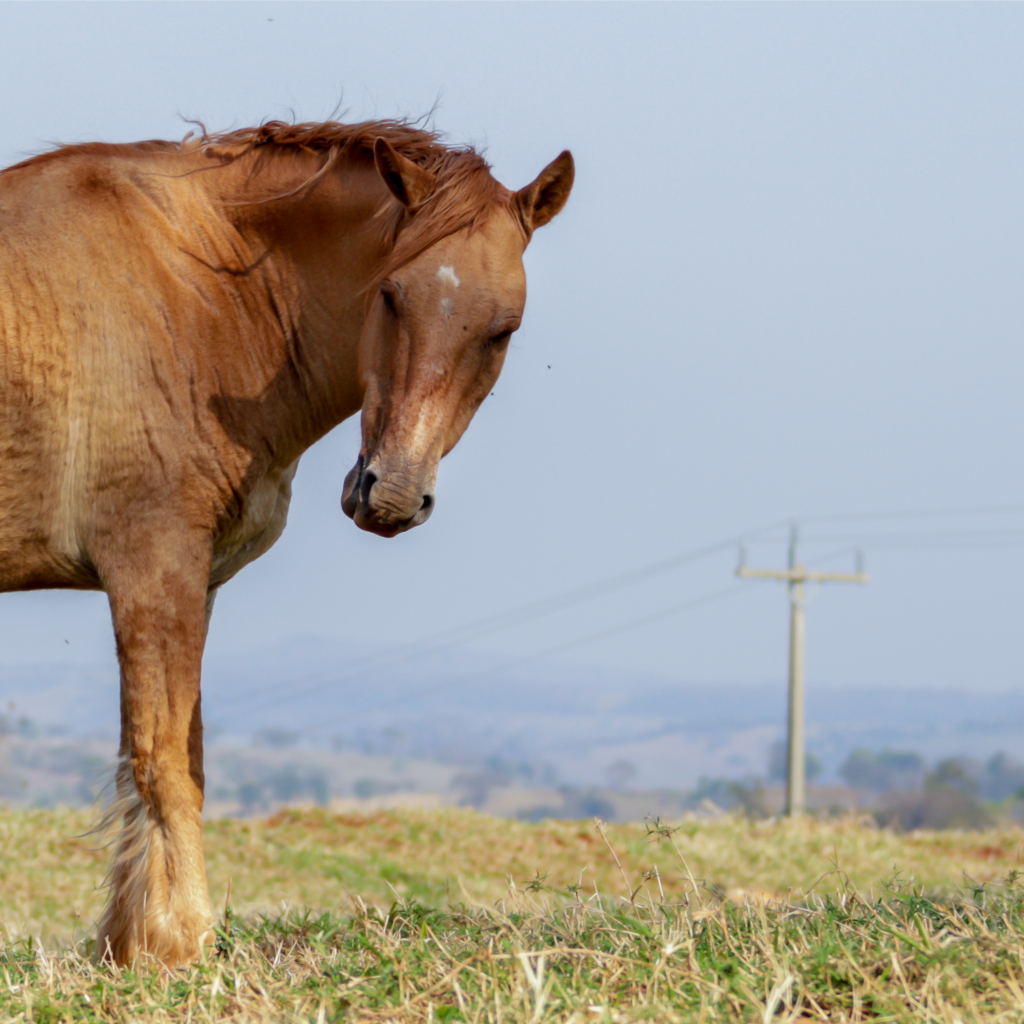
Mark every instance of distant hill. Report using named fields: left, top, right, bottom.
left=2, top=635, right=1023, bottom=788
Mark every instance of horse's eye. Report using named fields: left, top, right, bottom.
left=379, top=282, right=398, bottom=315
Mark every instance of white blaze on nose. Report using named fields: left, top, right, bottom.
left=409, top=402, right=444, bottom=451
left=436, top=265, right=461, bottom=288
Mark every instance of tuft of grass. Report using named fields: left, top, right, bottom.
left=3, top=807, right=1024, bottom=1020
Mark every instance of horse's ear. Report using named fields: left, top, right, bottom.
left=514, top=150, right=574, bottom=233
left=373, top=138, right=436, bottom=209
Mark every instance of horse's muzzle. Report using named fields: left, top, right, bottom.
left=341, top=454, right=435, bottom=537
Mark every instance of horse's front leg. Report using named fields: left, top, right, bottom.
left=96, top=527, right=214, bottom=966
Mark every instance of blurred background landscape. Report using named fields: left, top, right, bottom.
left=1, top=5, right=1022, bottom=835
left=4, top=634, right=1024, bottom=830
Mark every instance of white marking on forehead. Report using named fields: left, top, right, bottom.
left=440, top=297, right=453, bottom=318
left=436, top=265, right=461, bottom=288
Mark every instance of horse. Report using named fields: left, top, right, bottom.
left=0, top=118, right=573, bottom=965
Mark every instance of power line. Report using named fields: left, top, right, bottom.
left=306, top=582, right=757, bottom=733
left=799, top=503, right=1024, bottom=524
left=848, top=540, right=1024, bottom=550
left=221, top=522, right=787, bottom=719
left=219, top=501, right=1023, bottom=721
left=800, top=529, right=1024, bottom=543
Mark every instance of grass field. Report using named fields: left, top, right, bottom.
left=3, top=806, right=1024, bottom=1021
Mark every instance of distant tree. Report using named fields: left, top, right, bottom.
left=239, top=781, right=265, bottom=815
left=254, top=728, right=300, bottom=749
left=926, top=758, right=981, bottom=796
left=564, top=791, right=615, bottom=820
left=450, top=769, right=510, bottom=809
left=877, top=760, right=993, bottom=831
left=265, top=765, right=329, bottom=804
left=688, top=776, right=769, bottom=818
left=351, top=777, right=410, bottom=800
left=353, top=778, right=377, bottom=799
left=839, top=750, right=886, bottom=790
left=839, top=749, right=925, bottom=793
left=519, top=805, right=560, bottom=823
left=689, top=776, right=737, bottom=809
left=767, top=742, right=821, bottom=783
left=981, top=752, right=1024, bottom=801
left=307, top=773, right=330, bottom=807
left=518, top=789, right=616, bottom=823
left=876, top=788, right=992, bottom=831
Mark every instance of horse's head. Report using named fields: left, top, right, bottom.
left=342, top=141, right=573, bottom=537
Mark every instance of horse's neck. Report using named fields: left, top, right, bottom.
left=198, top=153, right=390, bottom=464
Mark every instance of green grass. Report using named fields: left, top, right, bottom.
left=3, top=807, right=1024, bottom=1021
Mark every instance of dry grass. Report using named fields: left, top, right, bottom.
left=2, top=807, right=1024, bottom=1021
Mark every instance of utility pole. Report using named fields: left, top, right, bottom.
left=737, top=525, right=868, bottom=816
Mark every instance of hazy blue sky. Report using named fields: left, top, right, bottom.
left=1, top=3, right=1022, bottom=697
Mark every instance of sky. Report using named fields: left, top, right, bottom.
left=0, top=2, right=1022, bottom=700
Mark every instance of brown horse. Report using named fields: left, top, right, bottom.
left=0, top=119, right=573, bottom=964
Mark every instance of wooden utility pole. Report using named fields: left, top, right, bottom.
left=737, top=526, right=868, bottom=816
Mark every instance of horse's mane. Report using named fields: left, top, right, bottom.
left=5, top=119, right=513, bottom=278
left=203, top=120, right=513, bottom=278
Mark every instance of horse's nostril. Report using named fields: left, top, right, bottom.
left=360, top=470, right=378, bottom=509
left=420, top=494, right=433, bottom=513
